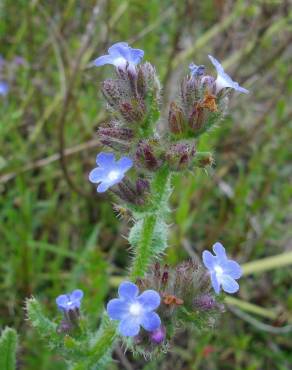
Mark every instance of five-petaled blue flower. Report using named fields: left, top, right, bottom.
left=107, top=281, right=161, bottom=337
left=208, top=55, right=249, bottom=94
left=189, top=63, right=205, bottom=77
left=0, top=81, right=9, bottom=96
left=89, top=152, right=133, bottom=193
left=56, top=289, right=84, bottom=312
left=94, top=42, right=144, bottom=70
left=202, top=242, right=242, bottom=294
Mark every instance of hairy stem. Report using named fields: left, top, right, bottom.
left=131, top=166, right=171, bottom=279
left=76, top=167, right=171, bottom=368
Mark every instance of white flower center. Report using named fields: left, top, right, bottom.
left=129, top=302, right=142, bottom=316
left=214, top=265, right=223, bottom=276
left=107, top=170, right=120, bottom=181
left=113, top=57, right=127, bottom=68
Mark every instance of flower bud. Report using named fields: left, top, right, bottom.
left=192, top=152, right=214, bottom=168
left=98, top=125, right=134, bottom=152
left=136, top=178, right=150, bottom=196
left=119, top=99, right=146, bottom=123
left=98, top=126, right=134, bottom=141
left=112, top=179, right=143, bottom=206
left=201, top=75, right=216, bottom=94
left=57, top=319, right=73, bottom=334
left=135, top=140, right=162, bottom=171
left=193, top=294, right=217, bottom=311
left=188, top=104, right=205, bottom=131
left=180, top=76, right=200, bottom=116
left=101, top=79, right=121, bottom=108
left=137, top=62, right=160, bottom=99
left=165, top=142, right=196, bottom=171
left=149, top=326, right=166, bottom=344
left=168, top=102, right=185, bottom=135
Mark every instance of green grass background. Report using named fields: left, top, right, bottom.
left=0, top=0, right=291, bottom=369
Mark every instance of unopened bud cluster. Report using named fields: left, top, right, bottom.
left=131, top=260, right=223, bottom=357
left=91, top=44, right=249, bottom=201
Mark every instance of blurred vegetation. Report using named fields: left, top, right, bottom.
left=0, top=0, right=291, bottom=369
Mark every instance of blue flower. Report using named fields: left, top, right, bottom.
left=56, top=289, right=84, bottom=312
left=0, top=81, right=9, bottom=96
left=107, top=281, right=161, bottom=337
left=202, top=242, right=242, bottom=294
left=189, top=63, right=205, bottom=77
left=89, top=152, right=133, bottom=193
left=94, top=42, right=144, bottom=70
left=208, top=55, right=249, bottom=94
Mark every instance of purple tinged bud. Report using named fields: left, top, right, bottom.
left=154, top=262, right=161, bottom=278
left=119, top=100, right=146, bottom=123
left=101, top=80, right=122, bottom=108
left=135, top=140, right=161, bottom=171
left=165, top=142, right=196, bottom=171
left=201, top=75, right=216, bottom=94
left=57, top=319, right=73, bottom=334
left=189, top=104, right=204, bottom=131
left=138, top=62, right=160, bottom=99
left=116, top=180, right=140, bottom=205
left=193, top=294, right=217, bottom=311
left=98, top=126, right=134, bottom=152
left=161, top=271, right=168, bottom=285
left=136, top=178, right=150, bottom=196
left=168, top=102, right=185, bottom=135
left=150, top=326, right=166, bottom=344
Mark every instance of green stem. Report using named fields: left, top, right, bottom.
left=74, top=167, right=171, bottom=368
left=131, top=166, right=171, bottom=279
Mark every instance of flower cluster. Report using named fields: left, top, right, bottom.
left=169, top=55, right=249, bottom=139
left=102, top=242, right=241, bottom=358
left=29, top=41, right=249, bottom=368
left=89, top=44, right=249, bottom=202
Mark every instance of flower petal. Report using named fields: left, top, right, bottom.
left=212, top=242, right=227, bottom=260
left=223, top=260, right=242, bottom=279
left=202, top=250, right=216, bottom=270
left=88, top=168, right=106, bottom=183
left=210, top=272, right=221, bottom=294
left=118, top=281, right=139, bottom=300
left=208, top=55, right=224, bottom=74
left=137, top=290, right=160, bottom=311
left=140, top=312, right=161, bottom=332
left=118, top=316, right=140, bottom=337
left=107, top=298, right=128, bottom=320
left=117, top=156, right=133, bottom=173
left=0, top=81, right=9, bottom=96
left=70, top=289, right=84, bottom=302
left=97, top=181, right=111, bottom=193
left=108, top=42, right=129, bottom=56
left=221, top=275, right=239, bottom=294
left=189, top=63, right=205, bottom=77
left=94, top=55, right=116, bottom=67
left=127, top=48, right=144, bottom=64
left=208, top=55, right=249, bottom=94
left=96, top=152, right=115, bottom=167
left=56, top=294, right=69, bottom=308
left=235, top=85, right=249, bottom=94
